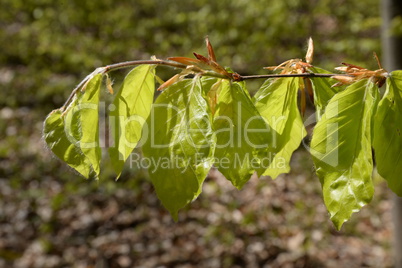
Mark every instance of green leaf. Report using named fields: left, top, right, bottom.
left=74, top=73, right=102, bottom=175
left=44, top=109, right=93, bottom=178
left=253, top=77, right=306, bottom=179
left=142, top=78, right=215, bottom=220
left=200, top=76, right=219, bottom=94
left=214, top=80, right=273, bottom=188
left=310, top=79, right=378, bottom=230
left=373, top=71, right=402, bottom=195
left=108, top=65, right=155, bottom=177
left=309, top=67, right=339, bottom=120
left=43, top=73, right=103, bottom=178
left=200, top=77, right=220, bottom=116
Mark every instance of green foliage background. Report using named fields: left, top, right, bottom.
left=1, top=0, right=381, bottom=110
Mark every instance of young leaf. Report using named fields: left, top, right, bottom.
left=310, top=79, right=378, bottom=230
left=373, top=71, right=402, bottom=195
left=43, top=73, right=103, bottom=178
left=44, top=109, right=94, bottom=178
left=71, top=73, right=102, bottom=176
left=214, top=80, right=273, bottom=189
left=199, top=76, right=220, bottom=116
left=253, top=78, right=306, bottom=179
left=309, top=67, right=339, bottom=120
left=108, top=65, right=156, bottom=178
left=142, top=78, right=215, bottom=220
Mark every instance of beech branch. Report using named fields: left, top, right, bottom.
left=239, top=73, right=340, bottom=80
left=61, top=59, right=350, bottom=111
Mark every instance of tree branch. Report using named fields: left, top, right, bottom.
left=238, top=72, right=342, bottom=80
left=103, top=60, right=187, bottom=72
left=60, top=59, right=352, bottom=111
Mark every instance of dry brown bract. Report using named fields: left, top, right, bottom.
left=331, top=53, right=388, bottom=87
left=158, top=37, right=241, bottom=91
left=263, top=37, right=315, bottom=116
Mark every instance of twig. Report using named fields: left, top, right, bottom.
left=60, top=59, right=352, bottom=111
left=61, top=70, right=101, bottom=112
left=61, top=60, right=189, bottom=111
left=103, top=60, right=187, bottom=72
left=238, top=73, right=346, bottom=80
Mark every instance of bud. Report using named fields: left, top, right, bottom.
left=306, top=37, right=314, bottom=64
left=331, top=75, right=355, bottom=87
left=205, top=36, right=217, bottom=62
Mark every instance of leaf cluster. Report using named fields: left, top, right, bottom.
left=44, top=39, right=400, bottom=230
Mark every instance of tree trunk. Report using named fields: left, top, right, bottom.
left=381, top=0, right=402, bottom=267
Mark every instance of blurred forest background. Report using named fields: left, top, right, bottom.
left=0, top=0, right=396, bottom=267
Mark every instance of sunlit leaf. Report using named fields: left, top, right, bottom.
left=142, top=78, right=215, bottom=220
left=199, top=76, right=221, bottom=116
left=253, top=78, right=306, bottom=179
left=43, top=73, right=103, bottom=178
left=71, top=73, right=102, bottom=176
left=309, top=67, right=339, bottom=120
left=108, top=65, right=156, bottom=178
left=373, top=71, right=402, bottom=195
left=310, top=79, right=378, bottom=230
left=44, top=109, right=94, bottom=178
left=214, top=80, right=273, bottom=189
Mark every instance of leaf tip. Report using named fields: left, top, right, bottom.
left=332, top=217, right=346, bottom=231
left=232, top=179, right=247, bottom=190
left=171, top=211, right=179, bottom=222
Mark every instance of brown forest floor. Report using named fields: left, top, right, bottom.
left=0, top=107, right=395, bottom=268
